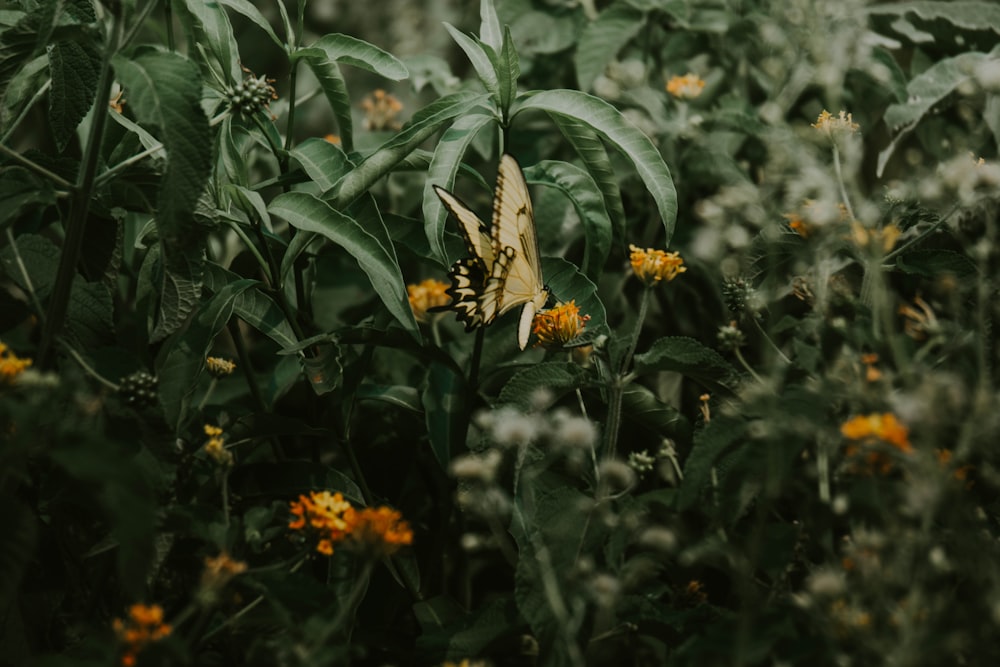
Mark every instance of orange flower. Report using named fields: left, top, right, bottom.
left=0, top=341, right=31, bottom=384
left=666, top=73, right=705, bottom=99
left=629, top=245, right=686, bottom=286
left=531, top=300, right=590, bottom=348
left=324, top=134, right=341, bottom=145
left=344, top=506, right=414, bottom=557
left=898, top=295, right=938, bottom=340
left=362, top=89, right=403, bottom=131
left=113, top=604, right=171, bottom=667
left=861, top=354, right=881, bottom=383
left=407, top=279, right=450, bottom=322
left=202, top=424, right=233, bottom=467
left=288, top=490, right=353, bottom=555
left=840, top=412, right=912, bottom=474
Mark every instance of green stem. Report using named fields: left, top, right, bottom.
left=39, top=34, right=118, bottom=367
left=61, top=342, right=120, bottom=390
left=0, top=142, right=74, bottom=191
left=831, top=143, right=855, bottom=222
left=0, top=78, right=51, bottom=146
left=301, top=561, right=375, bottom=657
left=882, top=202, right=960, bottom=265
left=120, top=0, right=161, bottom=49
left=202, top=557, right=307, bottom=640
left=164, top=0, right=175, bottom=51
left=197, top=378, right=219, bottom=412
left=94, top=140, right=165, bottom=188
left=733, top=347, right=764, bottom=385
left=603, top=288, right=651, bottom=459
left=282, top=62, right=299, bottom=159
left=6, top=228, right=45, bottom=321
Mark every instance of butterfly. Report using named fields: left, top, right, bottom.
left=433, top=154, right=549, bottom=350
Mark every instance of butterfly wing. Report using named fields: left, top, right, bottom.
left=433, top=185, right=493, bottom=269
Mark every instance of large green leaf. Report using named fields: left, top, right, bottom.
left=423, top=110, right=497, bottom=264
left=479, top=0, right=503, bottom=51
left=176, top=0, right=240, bottom=80
left=157, top=279, right=256, bottom=431
left=291, top=33, right=408, bottom=80
left=290, top=137, right=352, bottom=192
left=884, top=51, right=993, bottom=132
left=524, top=160, right=612, bottom=281
left=442, top=22, right=499, bottom=97
left=514, top=89, right=677, bottom=244
left=331, top=91, right=491, bottom=207
left=113, top=50, right=212, bottom=342
left=633, top=337, right=738, bottom=392
left=541, top=256, right=608, bottom=336
left=421, top=361, right=467, bottom=467
left=496, top=26, right=519, bottom=119
left=203, top=263, right=298, bottom=349
left=46, top=37, right=100, bottom=151
left=218, top=0, right=284, bottom=49
left=269, top=192, right=420, bottom=340
left=298, top=53, right=354, bottom=152
left=574, top=2, right=645, bottom=91
left=498, top=361, right=589, bottom=409
left=549, top=114, right=627, bottom=248
left=678, top=415, right=746, bottom=511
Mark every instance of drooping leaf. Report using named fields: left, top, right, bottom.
left=203, top=263, right=298, bottom=350
left=113, top=50, right=212, bottom=341
left=868, top=2, right=1000, bottom=35
left=293, top=33, right=408, bottom=80
left=176, top=0, right=240, bottom=81
left=423, top=109, right=497, bottom=263
left=883, top=51, right=993, bottom=132
left=525, top=160, right=612, bottom=281
left=218, top=0, right=284, bottom=48
left=269, top=192, right=420, bottom=340
left=157, top=279, right=256, bottom=432
left=46, top=38, right=100, bottom=151
left=574, top=2, right=644, bottom=91
left=290, top=137, right=352, bottom=192
left=549, top=114, right=627, bottom=248
left=442, top=23, right=499, bottom=97
left=298, top=53, right=354, bottom=152
left=331, top=91, right=491, bottom=207
left=514, top=89, right=677, bottom=244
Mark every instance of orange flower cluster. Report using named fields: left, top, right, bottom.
left=407, top=279, right=450, bottom=322
left=113, top=604, right=171, bottom=667
left=289, top=490, right=413, bottom=558
left=532, top=300, right=590, bottom=348
left=629, top=245, right=686, bottom=286
left=840, top=412, right=912, bottom=474
left=362, top=89, right=403, bottom=131
left=0, top=341, right=31, bottom=384
left=666, top=73, right=705, bottom=99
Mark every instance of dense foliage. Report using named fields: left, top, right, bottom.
left=2, top=0, right=1000, bottom=665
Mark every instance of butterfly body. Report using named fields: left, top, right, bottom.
left=433, top=154, right=549, bottom=350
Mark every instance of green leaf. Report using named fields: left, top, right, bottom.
left=549, top=114, right=627, bottom=248
left=66, top=279, right=114, bottom=349
left=894, top=248, right=977, bottom=277
left=218, top=0, right=284, bottom=49
left=269, top=192, right=420, bottom=340
left=514, top=89, right=677, bottom=244
left=500, top=0, right=583, bottom=55
left=357, top=383, right=422, bottom=413
left=442, top=23, right=500, bottom=96
left=678, top=415, right=746, bottom=511
left=331, top=91, right=491, bottom=206
left=541, top=256, right=608, bottom=336
left=292, top=33, right=408, bottom=80
left=203, top=263, right=298, bottom=349
left=298, top=52, right=354, bottom=152
left=498, top=361, right=589, bottom=409
left=157, top=279, right=256, bottom=431
left=480, top=0, right=503, bottom=51
left=622, top=384, right=691, bottom=443
left=633, top=337, right=738, bottom=392
left=230, top=461, right=363, bottom=505
left=883, top=51, right=993, bottom=132
left=112, top=50, right=212, bottom=342
left=290, top=137, right=352, bottom=192
left=176, top=0, right=240, bottom=81
left=46, top=38, right=100, bottom=152
left=497, top=26, right=520, bottom=118
left=422, top=361, right=467, bottom=467
left=868, top=2, right=1000, bottom=35
left=0, top=168, right=55, bottom=230
left=0, top=53, right=47, bottom=137
left=574, top=2, right=645, bottom=91
left=423, top=110, right=497, bottom=263
left=525, top=160, right=612, bottom=281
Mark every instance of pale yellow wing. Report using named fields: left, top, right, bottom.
left=433, top=185, right=494, bottom=269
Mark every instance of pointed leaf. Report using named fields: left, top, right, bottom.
left=480, top=0, right=503, bottom=51
left=218, top=0, right=283, bottom=48
left=176, top=0, right=240, bottom=80
left=46, top=38, right=100, bottom=151
left=574, top=2, right=644, bottom=91
left=292, top=33, right=408, bottom=81
left=299, top=52, right=354, bottom=152
left=524, top=160, right=612, bottom=281
left=290, top=136, right=352, bottom=192
left=515, top=89, right=677, bottom=244
left=203, top=263, right=298, bottom=349
left=497, top=25, right=520, bottom=118
left=269, top=192, right=420, bottom=339
left=442, top=22, right=499, bottom=96
left=423, top=109, right=497, bottom=263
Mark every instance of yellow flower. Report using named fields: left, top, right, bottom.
left=113, top=603, right=171, bottom=667
left=407, top=279, right=451, bottom=322
left=629, top=245, right=686, bottom=286
left=840, top=412, right=912, bottom=474
left=666, top=73, right=705, bottom=99
left=362, top=89, right=404, bottom=131
left=531, top=300, right=590, bottom=348
left=206, top=356, right=236, bottom=378
left=0, top=342, right=31, bottom=384
left=202, top=424, right=233, bottom=467
left=898, top=295, right=939, bottom=340
left=850, top=221, right=900, bottom=253
left=288, top=490, right=353, bottom=555
left=812, top=109, right=860, bottom=138
left=344, top=505, right=414, bottom=557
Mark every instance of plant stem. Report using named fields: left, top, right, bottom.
left=39, top=32, right=118, bottom=367
left=61, top=342, right=120, bottom=390
left=0, top=142, right=74, bottom=191
left=94, top=140, right=165, bottom=188
left=0, top=78, right=51, bottom=146
left=831, top=144, right=855, bottom=223
left=164, top=0, right=175, bottom=51
left=5, top=228, right=45, bottom=321
left=300, top=560, right=374, bottom=657
left=603, top=288, right=651, bottom=459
